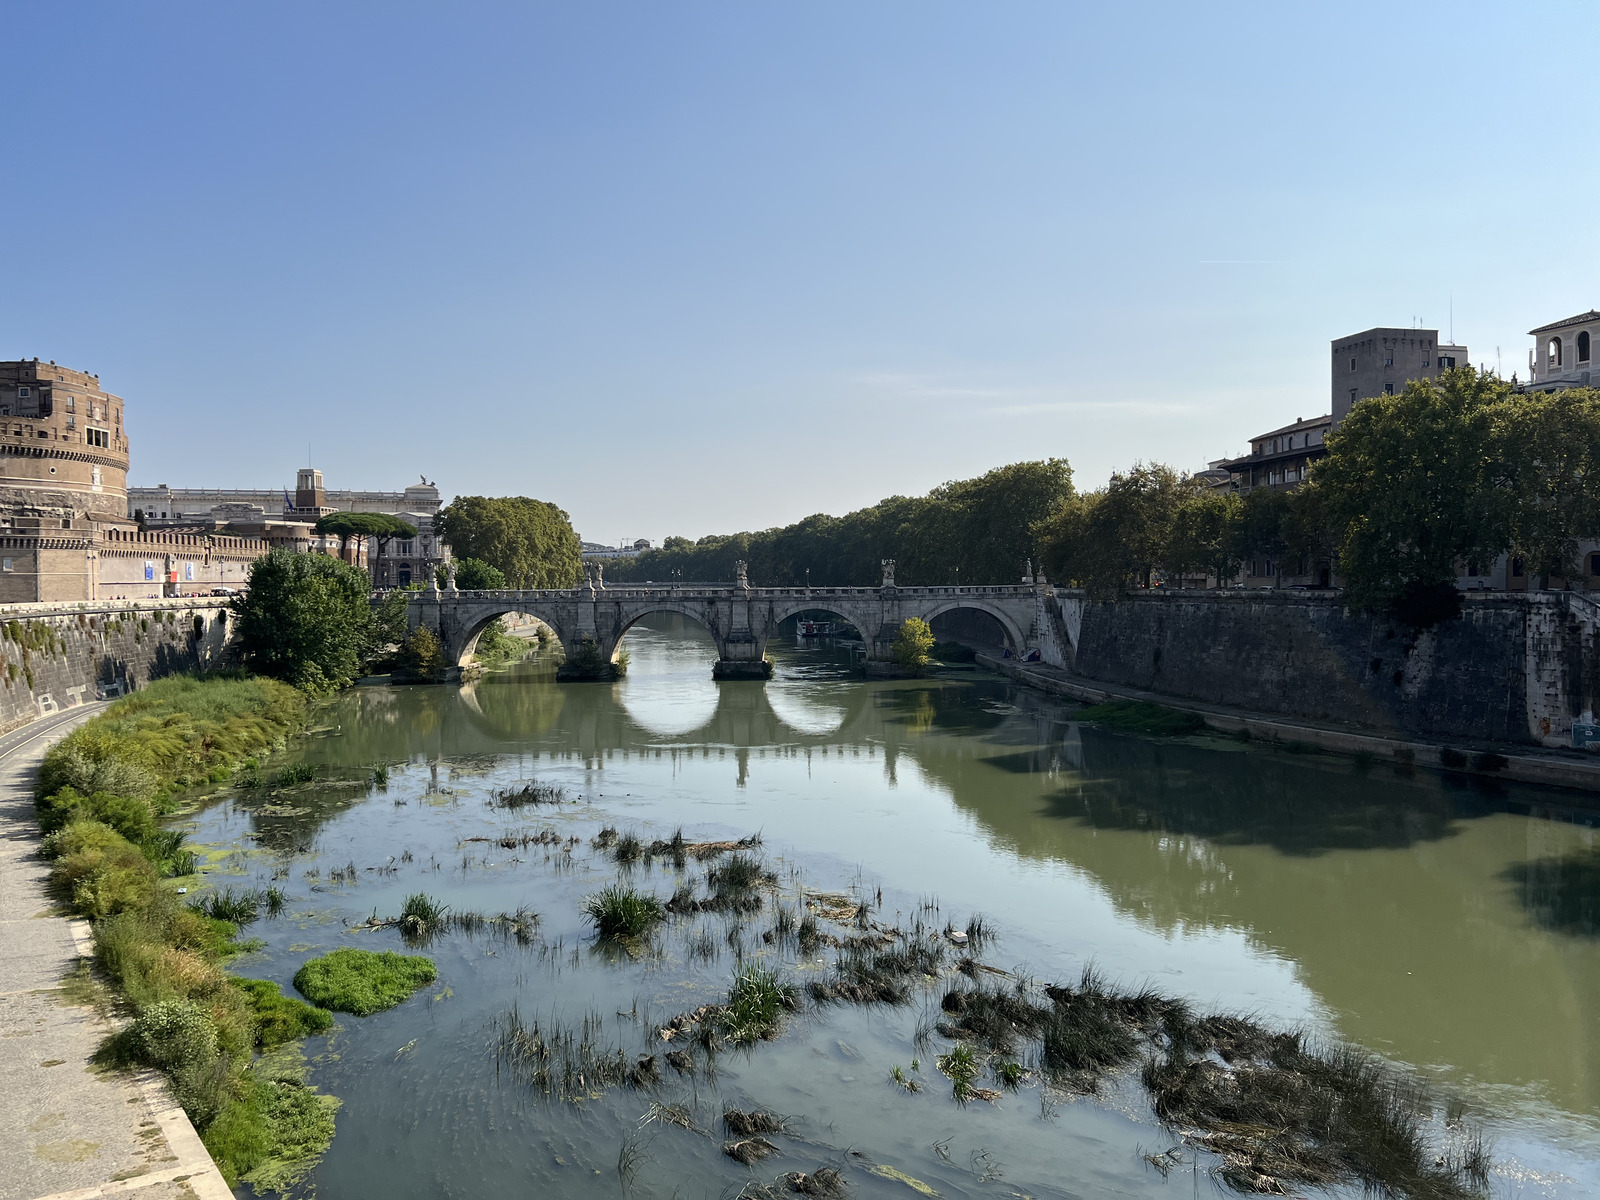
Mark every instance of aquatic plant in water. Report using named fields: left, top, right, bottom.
left=292, top=948, right=437, bottom=1016
left=581, top=884, right=666, bottom=941
left=719, top=963, right=799, bottom=1045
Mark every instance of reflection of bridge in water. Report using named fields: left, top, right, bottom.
left=401, top=560, right=1072, bottom=679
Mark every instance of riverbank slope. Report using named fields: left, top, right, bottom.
left=0, top=705, right=231, bottom=1200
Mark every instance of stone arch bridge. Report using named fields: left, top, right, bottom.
left=401, top=563, right=1071, bottom=680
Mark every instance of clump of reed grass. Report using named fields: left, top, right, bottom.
left=369, top=764, right=389, bottom=789
left=582, top=885, right=666, bottom=941
left=928, top=959, right=1493, bottom=1198
left=807, top=936, right=944, bottom=1006
left=781, top=1168, right=848, bottom=1197
left=724, top=1107, right=786, bottom=1136
left=275, top=762, right=315, bottom=788
left=719, top=963, right=798, bottom=1045
left=612, top=832, right=645, bottom=864
left=398, top=892, right=448, bottom=939
left=190, top=887, right=263, bottom=925
left=493, top=1007, right=643, bottom=1104
left=723, top=1136, right=779, bottom=1165
left=708, top=852, right=774, bottom=898
left=937, top=1042, right=982, bottom=1103
left=492, top=781, right=566, bottom=808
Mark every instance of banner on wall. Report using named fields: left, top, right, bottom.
left=143, top=561, right=155, bottom=581
left=184, top=562, right=195, bottom=581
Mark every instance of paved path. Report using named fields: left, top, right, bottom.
left=0, top=707, right=232, bottom=1200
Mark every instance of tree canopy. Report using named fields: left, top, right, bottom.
left=434, top=497, right=582, bottom=590
left=605, top=459, right=1074, bottom=586
left=451, top=556, right=507, bottom=590
left=1035, top=369, right=1600, bottom=620
left=232, top=549, right=406, bottom=692
left=314, top=512, right=417, bottom=561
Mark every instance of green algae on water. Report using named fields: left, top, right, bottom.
left=1073, top=699, right=1206, bottom=736
left=292, top=948, right=437, bottom=1016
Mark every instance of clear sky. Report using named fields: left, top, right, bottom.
left=3, top=2, right=1589, bottom=545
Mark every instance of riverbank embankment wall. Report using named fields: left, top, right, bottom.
left=1053, top=590, right=1599, bottom=748
left=0, top=598, right=233, bottom=734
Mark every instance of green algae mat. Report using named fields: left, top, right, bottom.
left=292, top=948, right=436, bottom=1016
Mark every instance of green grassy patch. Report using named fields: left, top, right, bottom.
left=235, top=978, right=335, bottom=1046
left=1073, top=699, right=1206, bottom=736
left=39, top=671, right=307, bottom=805
left=292, top=948, right=437, bottom=1016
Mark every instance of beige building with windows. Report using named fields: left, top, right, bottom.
left=1526, top=310, right=1600, bottom=391
left=129, top=470, right=448, bottom=587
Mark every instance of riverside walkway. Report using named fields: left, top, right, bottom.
left=0, top=706, right=231, bottom=1200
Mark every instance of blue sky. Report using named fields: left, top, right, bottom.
left=3, top=2, right=1590, bottom=545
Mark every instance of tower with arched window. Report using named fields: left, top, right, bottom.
left=1528, top=311, right=1600, bottom=391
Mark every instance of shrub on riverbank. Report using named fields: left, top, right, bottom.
left=232, top=548, right=408, bottom=692
left=292, top=948, right=438, bottom=1016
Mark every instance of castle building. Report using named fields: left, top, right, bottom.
left=0, top=360, right=268, bottom=600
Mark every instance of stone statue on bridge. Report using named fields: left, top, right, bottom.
left=734, top=560, right=749, bottom=590
left=881, top=559, right=896, bottom=588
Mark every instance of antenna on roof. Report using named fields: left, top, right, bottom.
left=1450, top=294, right=1454, bottom=343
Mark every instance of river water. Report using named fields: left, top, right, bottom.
left=187, top=615, right=1600, bottom=1198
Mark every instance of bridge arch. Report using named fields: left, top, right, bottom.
left=607, top=603, right=724, bottom=661
left=765, top=601, right=873, bottom=643
left=449, top=602, right=568, bottom=667
left=919, top=599, right=1026, bottom=651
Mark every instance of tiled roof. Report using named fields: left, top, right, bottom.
left=1250, top=413, right=1332, bottom=441
left=1529, top=311, right=1600, bottom=335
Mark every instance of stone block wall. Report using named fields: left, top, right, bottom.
left=0, top=598, right=234, bottom=733
left=1059, top=590, right=1599, bottom=746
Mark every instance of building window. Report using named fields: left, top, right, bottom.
left=65, top=397, right=74, bottom=412
left=1439, top=356, right=1455, bottom=369
left=66, top=416, right=75, bottom=430
left=1581, top=332, right=1592, bottom=363
left=1550, top=336, right=1563, bottom=367
left=2, top=558, right=12, bottom=572
left=86, top=428, right=109, bottom=447
left=1349, top=357, right=1357, bottom=371
left=1384, top=383, right=1394, bottom=395
left=17, top=387, right=28, bottom=400
left=1385, top=355, right=1394, bottom=367
left=1512, top=558, right=1525, bottom=578
left=1589, top=552, right=1600, bottom=575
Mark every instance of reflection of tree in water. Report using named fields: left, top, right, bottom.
left=1041, top=729, right=1515, bottom=856
left=1503, top=847, right=1600, bottom=936
left=876, top=681, right=1011, bottom=738
left=464, top=669, right=566, bottom=741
